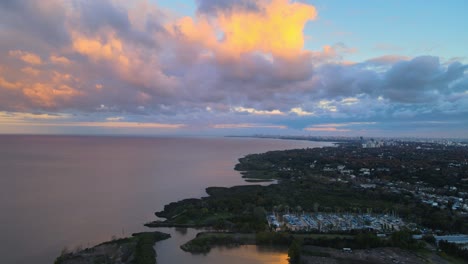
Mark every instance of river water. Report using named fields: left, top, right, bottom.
left=0, top=135, right=331, bottom=264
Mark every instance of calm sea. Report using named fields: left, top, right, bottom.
left=0, top=135, right=331, bottom=264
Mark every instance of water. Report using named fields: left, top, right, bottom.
left=0, top=135, right=332, bottom=264
left=155, top=228, right=289, bottom=264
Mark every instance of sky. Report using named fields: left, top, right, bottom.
left=0, top=0, right=467, bottom=138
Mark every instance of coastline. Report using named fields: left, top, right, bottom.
left=50, top=139, right=329, bottom=264
left=53, top=139, right=468, bottom=263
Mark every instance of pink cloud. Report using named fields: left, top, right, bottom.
left=9, top=50, right=43, bottom=65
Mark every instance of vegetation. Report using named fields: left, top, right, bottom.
left=438, top=240, right=468, bottom=261
left=180, top=232, right=254, bottom=253
left=150, top=175, right=467, bottom=233
left=288, top=239, right=302, bottom=264
left=150, top=145, right=468, bottom=233
left=301, top=248, right=331, bottom=257
left=256, top=232, right=293, bottom=245
left=54, top=231, right=170, bottom=264
left=234, top=146, right=468, bottom=233
left=148, top=186, right=269, bottom=232
left=133, top=232, right=171, bottom=264
left=236, top=143, right=468, bottom=190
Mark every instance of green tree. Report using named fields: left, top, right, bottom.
left=288, top=239, right=302, bottom=264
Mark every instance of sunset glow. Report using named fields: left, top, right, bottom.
left=0, top=0, right=466, bottom=137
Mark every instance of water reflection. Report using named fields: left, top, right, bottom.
left=206, top=245, right=288, bottom=264
left=155, top=227, right=288, bottom=264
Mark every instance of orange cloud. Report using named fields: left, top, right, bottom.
left=9, top=50, right=42, bottom=65
left=70, top=31, right=157, bottom=89
left=72, top=32, right=130, bottom=67
left=23, top=82, right=80, bottom=107
left=0, top=69, right=81, bottom=108
left=168, top=0, right=317, bottom=59
left=21, top=67, right=41, bottom=76
left=0, top=76, right=20, bottom=90
left=50, top=55, right=71, bottom=65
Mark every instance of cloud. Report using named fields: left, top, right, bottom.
left=168, top=0, right=317, bottom=58
left=22, top=82, right=80, bottom=107
left=0, top=111, right=185, bottom=129
left=312, top=122, right=378, bottom=127
left=68, top=121, right=185, bottom=129
left=383, top=56, right=467, bottom=103
left=212, top=123, right=287, bottom=129
left=21, top=67, right=41, bottom=76
left=0, top=0, right=466, bottom=137
left=0, top=111, right=71, bottom=121
left=304, top=127, right=350, bottom=132
left=233, top=106, right=285, bottom=115
left=106, top=116, right=124, bottom=121
left=317, top=100, right=338, bottom=112
left=196, top=0, right=261, bottom=14
left=290, top=107, right=314, bottom=116
left=9, top=50, right=42, bottom=65
left=0, top=77, right=19, bottom=90
left=304, top=122, right=377, bottom=132
left=71, top=32, right=129, bottom=66
left=0, top=0, right=70, bottom=48
left=341, top=97, right=359, bottom=105
left=365, top=55, right=411, bottom=66
left=50, top=55, right=71, bottom=65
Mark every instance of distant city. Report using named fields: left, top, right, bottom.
left=241, top=135, right=468, bottom=145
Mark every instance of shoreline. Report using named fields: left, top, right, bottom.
left=55, top=141, right=468, bottom=263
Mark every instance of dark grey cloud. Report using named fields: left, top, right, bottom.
left=312, top=64, right=381, bottom=99
left=70, top=0, right=163, bottom=48
left=383, top=56, right=467, bottom=103
left=0, top=0, right=70, bottom=50
left=72, top=0, right=131, bottom=33
left=196, top=0, right=261, bottom=14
